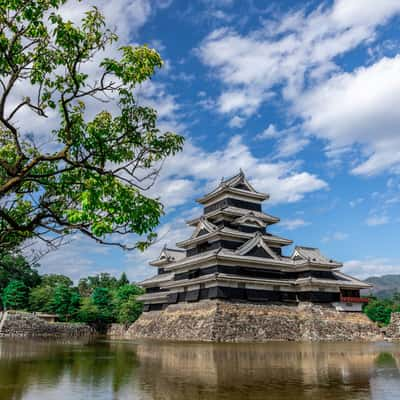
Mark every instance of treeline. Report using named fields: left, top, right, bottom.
left=363, top=294, right=400, bottom=326
left=0, top=250, right=144, bottom=325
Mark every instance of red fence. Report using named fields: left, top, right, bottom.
left=340, top=296, right=369, bottom=303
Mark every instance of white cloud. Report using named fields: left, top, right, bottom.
left=135, top=80, right=183, bottom=133
left=30, top=235, right=119, bottom=283
left=365, top=215, right=389, bottom=226
left=150, top=135, right=328, bottom=208
left=322, top=231, right=349, bottom=243
left=275, top=134, right=309, bottom=158
left=279, top=218, right=310, bottom=231
left=330, top=0, right=400, bottom=28
left=197, top=0, right=400, bottom=175
left=228, top=115, right=246, bottom=128
left=197, top=96, right=216, bottom=111
left=198, top=0, right=400, bottom=118
left=124, top=219, right=192, bottom=282
left=343, top=257, right=400, bottom=279
left=297, top=56, right=400, bottom=176
left=256, top=124, right=279, bottom=139
left=61, top=0, right=155, bottom=41
left=218, top=88, right=271, bottom=116
left=257, top=124, right=309, bottom=158
left=209, top=9, right=234, bottom=22
left=150, top=178, right=197, bottom=209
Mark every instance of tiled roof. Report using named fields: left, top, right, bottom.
left=140, top=272, right=174, bottom=286
left=196, top=170, right=268, bottom=203
left=293, top=246, right=340, bottom=265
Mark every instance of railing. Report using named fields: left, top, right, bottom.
left=340, top=296, right=369, bottom=303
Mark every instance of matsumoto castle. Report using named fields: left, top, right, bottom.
left=138, top=171, right=370, bottom=313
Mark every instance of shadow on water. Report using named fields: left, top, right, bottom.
left=0, top=338, right=400, bottom=400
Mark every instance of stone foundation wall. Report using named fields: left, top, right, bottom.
left=386, top=312, right=400, bottom=339
left=107, top=323, right=128, bottom=338
left=0, top=311, right=95, bottom=338
left=126, top=300, right=382, bottom=342
left=127, top=301, right=218, bottom=341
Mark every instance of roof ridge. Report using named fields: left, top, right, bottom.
left=164, top=247, right=185, bottom=252
left=235, top=231, right=278, bottom=259
left=295, top=245, right=319, bottom=250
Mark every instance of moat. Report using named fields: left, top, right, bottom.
left=1, top=338, right=400, bottom=400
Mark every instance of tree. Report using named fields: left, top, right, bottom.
left=92, top=287, right=112, bottom=308
left=78, top=273, right=118, bottom=296
left=364, top=299, right=392, bottom=326
left=2, top=279, right=29, bottom=310
left=0, top=250, right=40, bottom=295
left=118, top=272, right=129, bottom=287
left=91, top=287, right=113, bottom=323
left=50, top=284, right=80, bottom=321
left=76, top=297, right=101, bottom=324
left=0, top=0, right=184, bottom=251
left=77, top=278, right=91, bottom=297
left=29, top=284, right=53, bottom=312
left=114, top=284, right=144, bottom=324
left=41, top=274, right=73, bottom=288
left=28, top=273, right=73, bottom=313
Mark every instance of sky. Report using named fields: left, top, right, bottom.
left=29, top=0, right=400, bottom=282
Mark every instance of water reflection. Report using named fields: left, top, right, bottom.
left=0, top=339, right=399, bottom=400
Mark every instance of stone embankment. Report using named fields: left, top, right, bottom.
left=107, top=323, right=129, bottom=338
left=0, top=311, right=95, bottom=338
left=124, top=300, right=383, bottom=342
left=386, top=312, right=400, bottom=339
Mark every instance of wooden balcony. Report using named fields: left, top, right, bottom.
left=340, top=296, right=369, bottom=304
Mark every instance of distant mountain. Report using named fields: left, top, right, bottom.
left=364, top=274, right=400, bottom=298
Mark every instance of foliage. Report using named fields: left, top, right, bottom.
left=76, top=297, right=101, bottom=324
left=76, top=286, right=116, bottom=325
left=50, top=285, right=80, bottom=321
left=2, top=279, right=29, bottom=310
left=75, top=276, right=144, bottom=325
left=0, top=0, right=184, bottom=251
left=28, top=273, right=74, bottom=315
left=91, top=287, right=113, bottom=323
left=77, top=278, right=91, bottom=297
left=364, top=297, right=400, bottom=326
left=114, top=284, right=144, bottom=324
left=78, top=272, right=131, bottom=296
left=29, top=285, right=54, bottom=312
left=0, top=250, right=40, bottom=295
left=78, top=272, right=118, bottom=296
left=0, top=255, right=145, bottom=324
left=92, top=287, right=112, bottom=308
left=41, top=274, right=73, bottom=288
left=118, top=272, right=129, bottom=287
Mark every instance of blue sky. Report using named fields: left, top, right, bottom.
left=35, top=0, right=400, bottom=282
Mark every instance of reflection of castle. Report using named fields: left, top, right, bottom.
left=138, top=171, right=370, bottom=312
left=134, top=341, right=386, bottom=400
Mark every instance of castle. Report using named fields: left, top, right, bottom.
left=137, top=171, right=370, bottom=313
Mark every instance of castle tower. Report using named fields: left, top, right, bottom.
left=138, top=171, right=370, bottom=313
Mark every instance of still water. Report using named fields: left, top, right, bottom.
left=0, top=338, right=400, bottom=400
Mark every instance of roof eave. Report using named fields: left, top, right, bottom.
left=176, top=230, right=292, bottom=248
left=149, top=259, right=168, bottom=266
left=196, top=187, right=269, bottom=204
left=186, top=211, right=280, bottom=226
